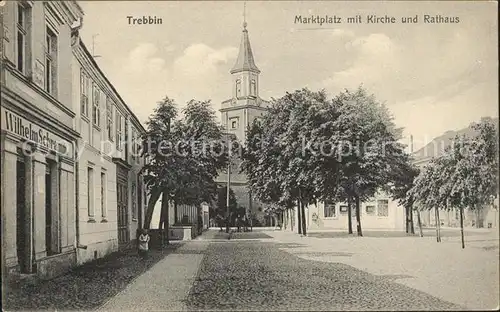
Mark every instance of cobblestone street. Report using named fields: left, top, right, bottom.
left=185, top=230, right=464, bottom=311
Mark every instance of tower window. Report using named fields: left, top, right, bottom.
left=250, top=79, right=256, bottom=96
left=230, top=117, right=239, bottom=129
left=236, top=79, right=241, bottom=97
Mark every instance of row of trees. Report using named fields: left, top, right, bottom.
left=409, top=120, right=498, bottom=247
left=140, top=97, right=230, bottom=244
left=242, top=87, right=409, bottom=237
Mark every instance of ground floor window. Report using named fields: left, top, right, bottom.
left=377, top=200, right=389, bottom=217
left=324, top=201, right=336, bottom=218
left=365, top=205, right=375, bottom=215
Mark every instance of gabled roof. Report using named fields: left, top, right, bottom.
left=412, top=117, right=499, bottom=163
left=230, top=24, right=260, bottom=74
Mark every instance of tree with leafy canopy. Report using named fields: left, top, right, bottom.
left=244, top=89, right=332, bottom=236
left=384, top=151, right=421, bottom=236
left=447, top=120, right=499, bottom=248
left=329, top=87, right=407, bottom=236
left=141, top=97, right=228, bottom=245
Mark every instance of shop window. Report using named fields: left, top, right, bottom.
left=16, top=153, right=28, bottom=273
left=45, top=159, right=60, bottom=255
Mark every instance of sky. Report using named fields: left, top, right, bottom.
left=79, top=1, right=498, bottom=151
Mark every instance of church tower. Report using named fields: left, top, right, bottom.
left=220, top=17, right=269, bottom=144
left=215, top=12, right=269, bottom=225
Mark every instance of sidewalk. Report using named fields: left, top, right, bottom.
left=99, top=240, right=209, bottom=311
left=265, top=229, right=499, bottom=310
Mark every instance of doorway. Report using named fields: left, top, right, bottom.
left=45, top=162, right=53, bottom=256
left=16, top=156, right=27, bottom=273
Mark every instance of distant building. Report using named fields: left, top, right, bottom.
left=215, top=20, right=270, bottom=225
left=412, top=117, right=499, bottom=229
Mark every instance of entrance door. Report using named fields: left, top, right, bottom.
left=117, top=180, right=129, bottom=246
left=16, top=157, right=27, bottom=273
left=45, top=164, right=53, bottom=256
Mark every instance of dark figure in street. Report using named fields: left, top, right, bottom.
left=138, top=229, right=150, bottom=259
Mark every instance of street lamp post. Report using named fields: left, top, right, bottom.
left=226, top=153, right=231, bottom=233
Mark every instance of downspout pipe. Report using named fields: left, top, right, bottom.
left=75, top=141, right=87, bottom=250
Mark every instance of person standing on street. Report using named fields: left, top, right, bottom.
left=138, top=229, right=150, bottom=259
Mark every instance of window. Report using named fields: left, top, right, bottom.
left=16, top=4, right=30, bottom=73
left=92, top=84, right=101, bottom=127
left=116, top=112, right=122, bottom=150
left=339, top=205, right=348, bottom=214
left=80, top=69, right=89, bottom=117
left=230, top=118, right=238, bottom=129
left=236, top=79, right=241, bottom=97
left=324, top=201, right=336, bottom=218
left=88, top=167, right=95, bottom=219
left=132, top=183, right=137, bottom=220
left=106, top=97, right=114, bottom=141
left=365, top=205, right=375, bottom=215
left=45, top=26, right=57, bottom=95
left=131, top=130, right=136, bottom=161
left=250, top=79, right=256, bottom=96
left=101, top=172, right=107, bottom=219
left=377, top=199, right=389, bottom=217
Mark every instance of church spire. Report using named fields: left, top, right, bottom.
left=231, top=2, right=260, bottom=74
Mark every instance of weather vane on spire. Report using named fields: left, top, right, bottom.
left=243, top=1, right=247, bottom=29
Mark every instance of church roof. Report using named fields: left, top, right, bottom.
left=231, top=23, right=260, bottom=74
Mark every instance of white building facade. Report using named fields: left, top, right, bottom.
left=71, top=35, right=147, bottom=264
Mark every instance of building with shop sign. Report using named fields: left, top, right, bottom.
left=1, top=0, right=84, bottom=279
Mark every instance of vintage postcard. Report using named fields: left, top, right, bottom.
left=1, top=0, right=498, bottom=311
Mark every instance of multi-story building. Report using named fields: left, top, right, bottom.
left=215, top=20, right=270, bottom=225
left=71, top=24, right=147, bottom=264
left=1, top=0, right=148, bottom=281
left=412, top=117, right=499, bottom=229
left=1, top=0, right=84, bottom=279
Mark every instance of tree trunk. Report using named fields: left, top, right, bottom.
left=435, top=207, right=441, bottom=242
left=174, top=200, right=178, bottom=224
left=409, top=205, right=415, bottom=235
left=290, top=208, right=294, bottom=232
left=297, top=200, right=302, bottom=235
left=405, top=206, right=410, bottom=233
left=347, top=196, right=353, bottom=234
left=460, top=206, right=465, bottom=248
left=284, top=209, right=288, bottom=230
left=301, top=201, right=307, bottom=236
left=417, top=210, right=424, bottom=237
left=143, top=187, right=163, bottom=229
left=355, top=196, right=363, bottom=237
left=160, top=192, right=170, bottom=247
